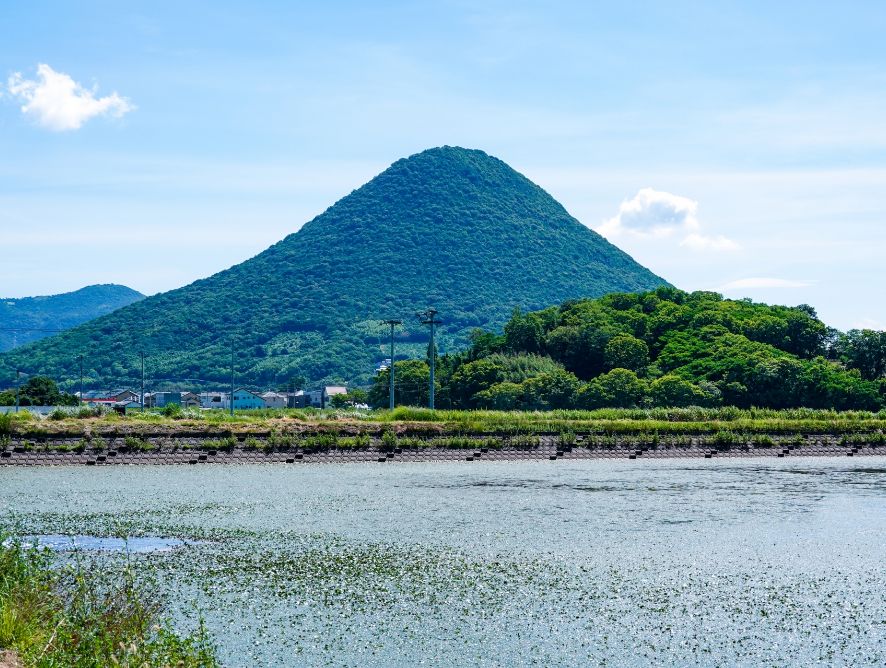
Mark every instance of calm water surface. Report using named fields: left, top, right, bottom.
left=2, top=457, right=885, bottom=667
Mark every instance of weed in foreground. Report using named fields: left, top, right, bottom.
left=0, top=532, right=218, bottom=667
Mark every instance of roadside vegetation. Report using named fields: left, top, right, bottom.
left=0, top=533, right=217, bottom=667
left=3, top=404, right=886, bottom=442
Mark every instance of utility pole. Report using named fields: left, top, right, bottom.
left=15, top=369, right=21, bottom=413
left=78, top=355, right=84, bottom=405
left=230, top=339, right=235, bottom=416
left=417, top=308, right=442, bottom=409
left=140, top=351, right=145, bottom=412
left=380, top=319, right=402, bottom=410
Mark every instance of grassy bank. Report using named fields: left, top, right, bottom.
left=0, top=533, right=217, bottom=667
left=3, top=406, right=886, bottom=441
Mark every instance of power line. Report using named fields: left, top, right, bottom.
left=417, top=308, right=442, bottom=410
left=380, top=319, right=402, bottom=410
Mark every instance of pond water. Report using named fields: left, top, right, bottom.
left=2, top=457, right=885, bottom=667
left=16, top=534, right=188, bottom=552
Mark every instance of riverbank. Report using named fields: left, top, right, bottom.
left=3, top=406, right=884, bottom=466
left=1, top=433, right=882, bottom=466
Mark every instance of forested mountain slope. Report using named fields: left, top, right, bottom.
left=0, top=284, right=144, bottom=352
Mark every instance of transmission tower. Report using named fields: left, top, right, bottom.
left=417, top=308, right=442, bottom=409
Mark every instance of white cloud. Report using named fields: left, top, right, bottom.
left=597, top=187, right=739, bottom=252
left=719, top=277, right=813, bottom=290
left=681, top=233, right=740, bottom=252
left=7, top=63, right=133, bottom=131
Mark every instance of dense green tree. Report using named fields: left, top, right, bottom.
left=441, top=288, right=883, bottom=411
left=834, top=329, right=886, bottom=381
left=368, top=360, right=432, bottom=408
left=650, top=375, right=715, bottom=408
left=448, top=359, right=504, bottom=408
left=521, top=370, right=581, bottom=410
left=474, top=382, right=523, bottom=410
left=603, top=334, right=650, bottom=372
left=0, top=376, right=78, bottom=406
left=577, top=368, right=647, bottom=409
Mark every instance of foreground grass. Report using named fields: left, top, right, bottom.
left=0, top=534, right=217, bottom=668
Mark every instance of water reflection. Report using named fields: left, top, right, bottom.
left=19, top=534, right=189, bottom=553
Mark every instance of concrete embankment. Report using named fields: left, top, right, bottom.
left=1, top=433, right=882, bottom=466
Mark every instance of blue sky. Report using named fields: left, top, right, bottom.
left=2, top=1, right=885, bottom=330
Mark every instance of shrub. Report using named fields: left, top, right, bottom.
left=0, top=412, right=12, bottom=436
left=48, top=407, right=72, bottom=421
left=381, top=429, right=398, bottom=451
left=162, top=403, right=183, bottom=418
left=123, top=436, right=151, bottom=451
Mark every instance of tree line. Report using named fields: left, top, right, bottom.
left=369, top=288, right=886, bottom=411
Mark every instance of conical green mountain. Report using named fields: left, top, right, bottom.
left=0, top=147, right=667, bottom=389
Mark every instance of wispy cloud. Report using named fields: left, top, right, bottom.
left=597, top=188, right=739, bottom=252
left=719, top=277, right=813, bottom=290
left=7, top=64, right=134, bottom=131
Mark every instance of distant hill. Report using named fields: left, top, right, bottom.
left=0, top=285, right=144, bottom=353
left=0, top=147, right=667, bottom=389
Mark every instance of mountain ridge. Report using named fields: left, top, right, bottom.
left=0, top=284, right=144, bottom=353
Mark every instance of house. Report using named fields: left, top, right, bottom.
left=152, top=391, right=181, bottom=408
left=198, top=392, right=227, bottom=409
left=286, top=391, right=309, bottom=408
left=181, top=392, right=200, bottom=409
left=197, top=389, right=264, bottom=410
left=79, top=389, right=139, bottom=405
left=324, top=386, right=348, bottom=406
left=229, top=388, right=265, bottom=410
left=260, top=391, right=287, bottom=410
left=306, top=386, right=348, bottom=408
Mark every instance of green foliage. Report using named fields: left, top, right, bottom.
left=0, top=532, right=218, bottom=666
left=0, top=376, right=78, bottom=407
left=521, top=369, right=582, bottom=409
left=0, top=412, right=12, bottom=436
left=474, top=382, right=524, bottom=410
left=832, top=329, right=886, bottom=380
left=578, top=368, right=647, bottom=409
left=123, top=435, right=152, bottom=451
left=650, top=375, right=717, bottom=408
left=380, top=429, right=398, bottom=451
left=330, top=388, right=369, bottom=408
left=368, top=360, right=432, bottom=408
left=162, top=402, right=184, bottom=418
left=603, top=334, right=649, bottom=372
left=0, top=147, right=665, bottom=390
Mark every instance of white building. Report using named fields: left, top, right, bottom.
left=260, top=391, right=288, bottom=409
